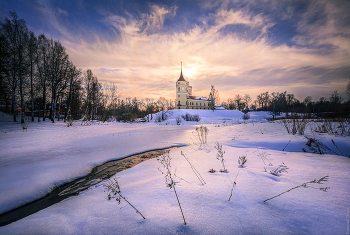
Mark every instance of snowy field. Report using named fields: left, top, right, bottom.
left=0, top=110, right=349, bottom=235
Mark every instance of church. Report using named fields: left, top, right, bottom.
left=175, top=63, right=212, bottom=110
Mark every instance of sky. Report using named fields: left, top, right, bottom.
left=1, top=0, right=350, bottom=102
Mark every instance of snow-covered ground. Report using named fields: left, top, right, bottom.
left=0, top=110, right=349, bottom=234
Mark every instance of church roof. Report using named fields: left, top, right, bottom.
left=178, top=71, right=185, bottom=81
left=188, top=96, right=210, bottom=101
left=177, top=62, right=186, bottom=82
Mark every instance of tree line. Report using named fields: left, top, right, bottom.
left=0, top=12, right=176, bottom=124
left=221, top=88, right=350, bottom=118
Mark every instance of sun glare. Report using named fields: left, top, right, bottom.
left=183, top=67, right=197, bottom=78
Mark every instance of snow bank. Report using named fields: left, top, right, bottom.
left=0, top=111, right=349, bottom=235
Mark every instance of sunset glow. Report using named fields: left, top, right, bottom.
left=1, top=0, right=349, bottom=101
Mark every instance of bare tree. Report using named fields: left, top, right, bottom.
left=234, top=94, right=245, bottom=111
left=82, top=69, right=102, bottom=122
left=346, top=79, right=350, bottom=101
left=257, top=91, right=270, bottom=110
left=303, top=96, right=313, bottom=114
left=270, top=91, right=287, bottom=119
left=329, top=90, right=343, bottom=113
left=27, top=31, right=37, bottom=122
left=243, top=94, right=252, bottom=111
left=36, top=34, right=50, bottom=121
left=157, top=97, right=171, bottom=120
left=100, top=82, right=119, bottom=122
left=1, top=12, right=29, bottom=123
left=64, top=62, right=81, bottom=122
left=286, top=93, right=297, bottom=116
left=144, top=98, right=155, bottom=121
left=225, top=98, right=236, bottom=110
left=0, top=30, right=11, bottom=113
left=46, top=39, right=70, bottom=122
left=209, top=85, right=220, bottom=110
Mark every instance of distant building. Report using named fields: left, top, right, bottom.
left=175, top=63, right=212, bottom=110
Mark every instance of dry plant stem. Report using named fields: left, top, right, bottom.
left=282, top=139, right=292, bottom=151
left=181, top=151, right=206, bottom=185
left=119, top=193, right=145, bottom=219
left=228, top=169, right=241, bottom=201
left=257, top=148, right=273, bottom=166
left=331, top=139, right=345, bottom=156
left=174, top=169, right=191, bottom=184
left=305, top=137, right=339, bottom=155
left=104, top=178, right=145, bottom=219
left=215, top=141, right=226, bottom=171
left=195, top=126, right=209, bottom=145
left=173, top=184, right=187, bottom=225
left=157, top=153, right=187, bottom=225
left=264, top=176, right=329, bottom=202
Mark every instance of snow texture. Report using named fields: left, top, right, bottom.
left=0, top=110, right=349, bottom=235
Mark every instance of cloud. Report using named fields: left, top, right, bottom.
left=34, top=0, right=72, bottom=39
left=55, top=7, right=68, bottom=17
left=58, top=1, right=350, bottom=101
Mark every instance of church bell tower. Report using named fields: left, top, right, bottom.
left=176, top=62, right=189, bottom=109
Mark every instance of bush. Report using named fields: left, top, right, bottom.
left=270, top=163, right=288, bottom=176
left=242, top=113, right=250, bottom=120
left=121, top=112, right=136, bottom=122
left=238, top=155, right=247, bottom=167
left=155, top=111, right=169, bottom=123
left=312, top=118, right=350, bottom=136
left=181, top=113, right=201, bottom=122
left=281, top=115, right=309, bottom=135
left=195, top=126, right=209, bottom=145
left=176, top=116, right=182, bottom=125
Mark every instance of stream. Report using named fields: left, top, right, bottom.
left=0, top=147, right=174, bottom=227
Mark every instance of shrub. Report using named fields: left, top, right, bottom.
left=303, top=137, right=338, bottom=155
left=66, top=115, right=73, bottom=127
left=176, top=116, right=182, bottom=125
left=242, top=113, right=250, bottom=120
left=155, top=114, right=163, bottom=123
left=270, top=163, right=288, bottom=176
left=21, top=117, right=30, bottom=130
left=281, top=115, right=309, bottom=135
left=121, top=112, right=136, bottom=122
left=182, top=113, right=201, bottom=122
left=195, top=126, right=209, bottom=145
left=238, top=155, right=247, bottom=167
left=313, top=118, right=350, bottom=136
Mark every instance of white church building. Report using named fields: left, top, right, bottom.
left=175, top=63, right=212, bottom=110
